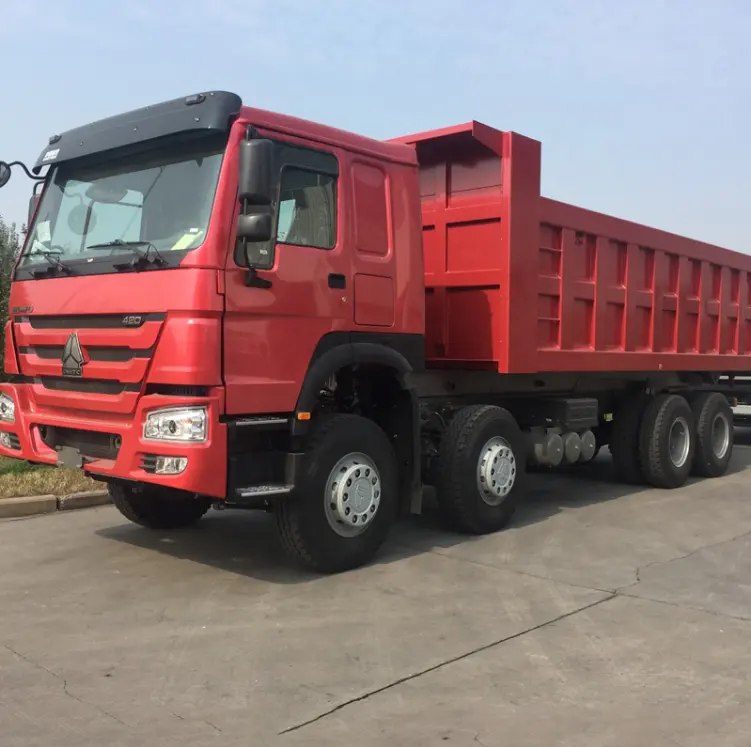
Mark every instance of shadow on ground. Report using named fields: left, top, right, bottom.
left=96, top=432, right=751, bottom=586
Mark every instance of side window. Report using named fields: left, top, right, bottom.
left=276, top=167, right=336, bottom=249
left=234, top=141, right=339, bottom=266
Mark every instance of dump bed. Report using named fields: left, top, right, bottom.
left=391, top=123, right=751, bottom=375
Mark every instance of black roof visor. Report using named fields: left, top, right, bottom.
left=33, top=91, right=242, bottom=173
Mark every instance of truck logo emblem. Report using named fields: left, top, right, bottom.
left=62, top=333, right=87, bottom=377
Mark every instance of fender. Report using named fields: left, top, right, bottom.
left=292, top=332, right=424, bottom=513
left=294, top=331, right=424, bottom=417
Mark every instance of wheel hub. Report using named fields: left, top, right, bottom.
left=668, top=416, right=691, bottom=468
left=476, top=437, right=516, bottom=506
left=711, top=412, right=730, bottom=459
left=325, top=453, right=381, bottom=537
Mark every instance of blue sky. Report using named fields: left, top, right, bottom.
left=1, top=0, right=748, bottom=250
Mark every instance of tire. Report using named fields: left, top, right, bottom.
left=435, top=405, right=526, bottom=534
left=109, top=484, right=212, bottom=529
left=275, top=414, right=398, bottom=574
left=638, top=393, right=695, bottom=489
left=690, top=392, right=733, bottom=478
left=610, top=392, right=652, bottom=484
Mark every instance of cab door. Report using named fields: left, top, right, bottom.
left=223, top=135, right=352, bottom=416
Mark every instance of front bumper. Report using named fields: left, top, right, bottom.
left=0, top=383, right=228, bottom=498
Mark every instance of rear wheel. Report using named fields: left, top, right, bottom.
left=436, top=405, right=526, bottom=534
left=275, top=414, right=398, bottom=573
left=610, top=392, right=652, bottom=484
left=109, top=484, right=212, bottom=529
left=638, top=393, right=695, bottom=489
left=690, top=392, right=733, bottom=477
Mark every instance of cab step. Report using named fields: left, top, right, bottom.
left=225, top=484, right=295, bottom=509
left=237, top=484, right=293, bottom=498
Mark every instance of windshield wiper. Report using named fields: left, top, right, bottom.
left=86, top=239, right=167, bottom=270
left=28, top=249, right=75, bottom=277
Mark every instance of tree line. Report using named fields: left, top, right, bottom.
left=0, top=217, right=22, bottom=377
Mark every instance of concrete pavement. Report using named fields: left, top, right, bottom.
left=2, top=437, right=751, bottom=746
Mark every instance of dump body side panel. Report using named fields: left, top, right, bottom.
left=392, top=123, right=517, bottom=370
left=396, top=122, right=751, bottom=375
left=534, top=198, right=751, bottom=372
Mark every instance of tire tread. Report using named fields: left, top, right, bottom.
left=610, top=392, right=651, bottom=484
left=437, top=405, right=523, bottom=534
left=638, top=393, right=694, bottom=489
left=275, top=413, right=397, bottom=573
left=276, top=414, right=345, bottom=570
left=109, top=484, right=211, bottom=529
left=690, top=392, right=733, bottom=478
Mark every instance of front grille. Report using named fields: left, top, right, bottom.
left=13, top=312, right=164, bottom=402
left=7, top=433, right=20, bottom=450
left=144, top=384, right=209, bottom=397
left=39, top=377, right=140, bottom=395
left=12, top=313, right=183, bottom=418
left=41, top=426, right=121, bottom=460
left=15, top=313, right=165, bottom=329
left=19, top=346, right=153, bottom=362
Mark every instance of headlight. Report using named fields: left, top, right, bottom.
left=0, top=393, right=15, bottom=423
left=143, top=407, right=207, bottom=443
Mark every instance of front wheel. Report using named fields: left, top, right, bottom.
left=275, top=414, right=398, bottom=573
left=109, top=484, right=212, bottom=529
left=435, top=405, right=526, bottom=534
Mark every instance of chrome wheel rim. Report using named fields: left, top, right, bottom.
left=668, top=417, right=691, bottom=468
left=324, top=452, right=380, bottom=538
left=711, top=412, right=730, bottom=460
left=476, top=437, right=516, bottom=506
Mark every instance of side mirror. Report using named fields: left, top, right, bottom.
left=237, top=212, right=272, bottom=243
left=0, top=162, right=10, bottom=189
left=238, top=139, right=273, bottom=205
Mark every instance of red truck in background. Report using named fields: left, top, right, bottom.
left=0, top=91, right=748, bottom=573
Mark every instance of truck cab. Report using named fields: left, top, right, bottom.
left=0, top=92, right=425, bottom=571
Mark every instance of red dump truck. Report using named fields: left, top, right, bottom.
left=0, top=92, right=748, bottom=572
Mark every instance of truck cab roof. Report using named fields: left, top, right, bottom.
left=34, top=91, right=419, bottom=174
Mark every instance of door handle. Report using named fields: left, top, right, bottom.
left=328, top=273, right=346, bottom=289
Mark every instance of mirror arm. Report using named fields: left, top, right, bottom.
left=244, top=263, right=273, bottom=289
left=7, top=161, right=45, bottom=181
left=240, top=229, right=272, bottom=289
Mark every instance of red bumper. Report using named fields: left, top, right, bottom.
left=0, top=384, right=228, bottom=499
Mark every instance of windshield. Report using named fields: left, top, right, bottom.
left=18, top=135, right=226, bottom=277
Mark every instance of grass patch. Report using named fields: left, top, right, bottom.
left=0, top=456, right=100, bottom=499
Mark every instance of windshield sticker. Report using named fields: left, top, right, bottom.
left=171, top=229, right=204, bottom=251
left=42, top=149, right=60, bottom=162
left=36, top=221, right=51, bottom=243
